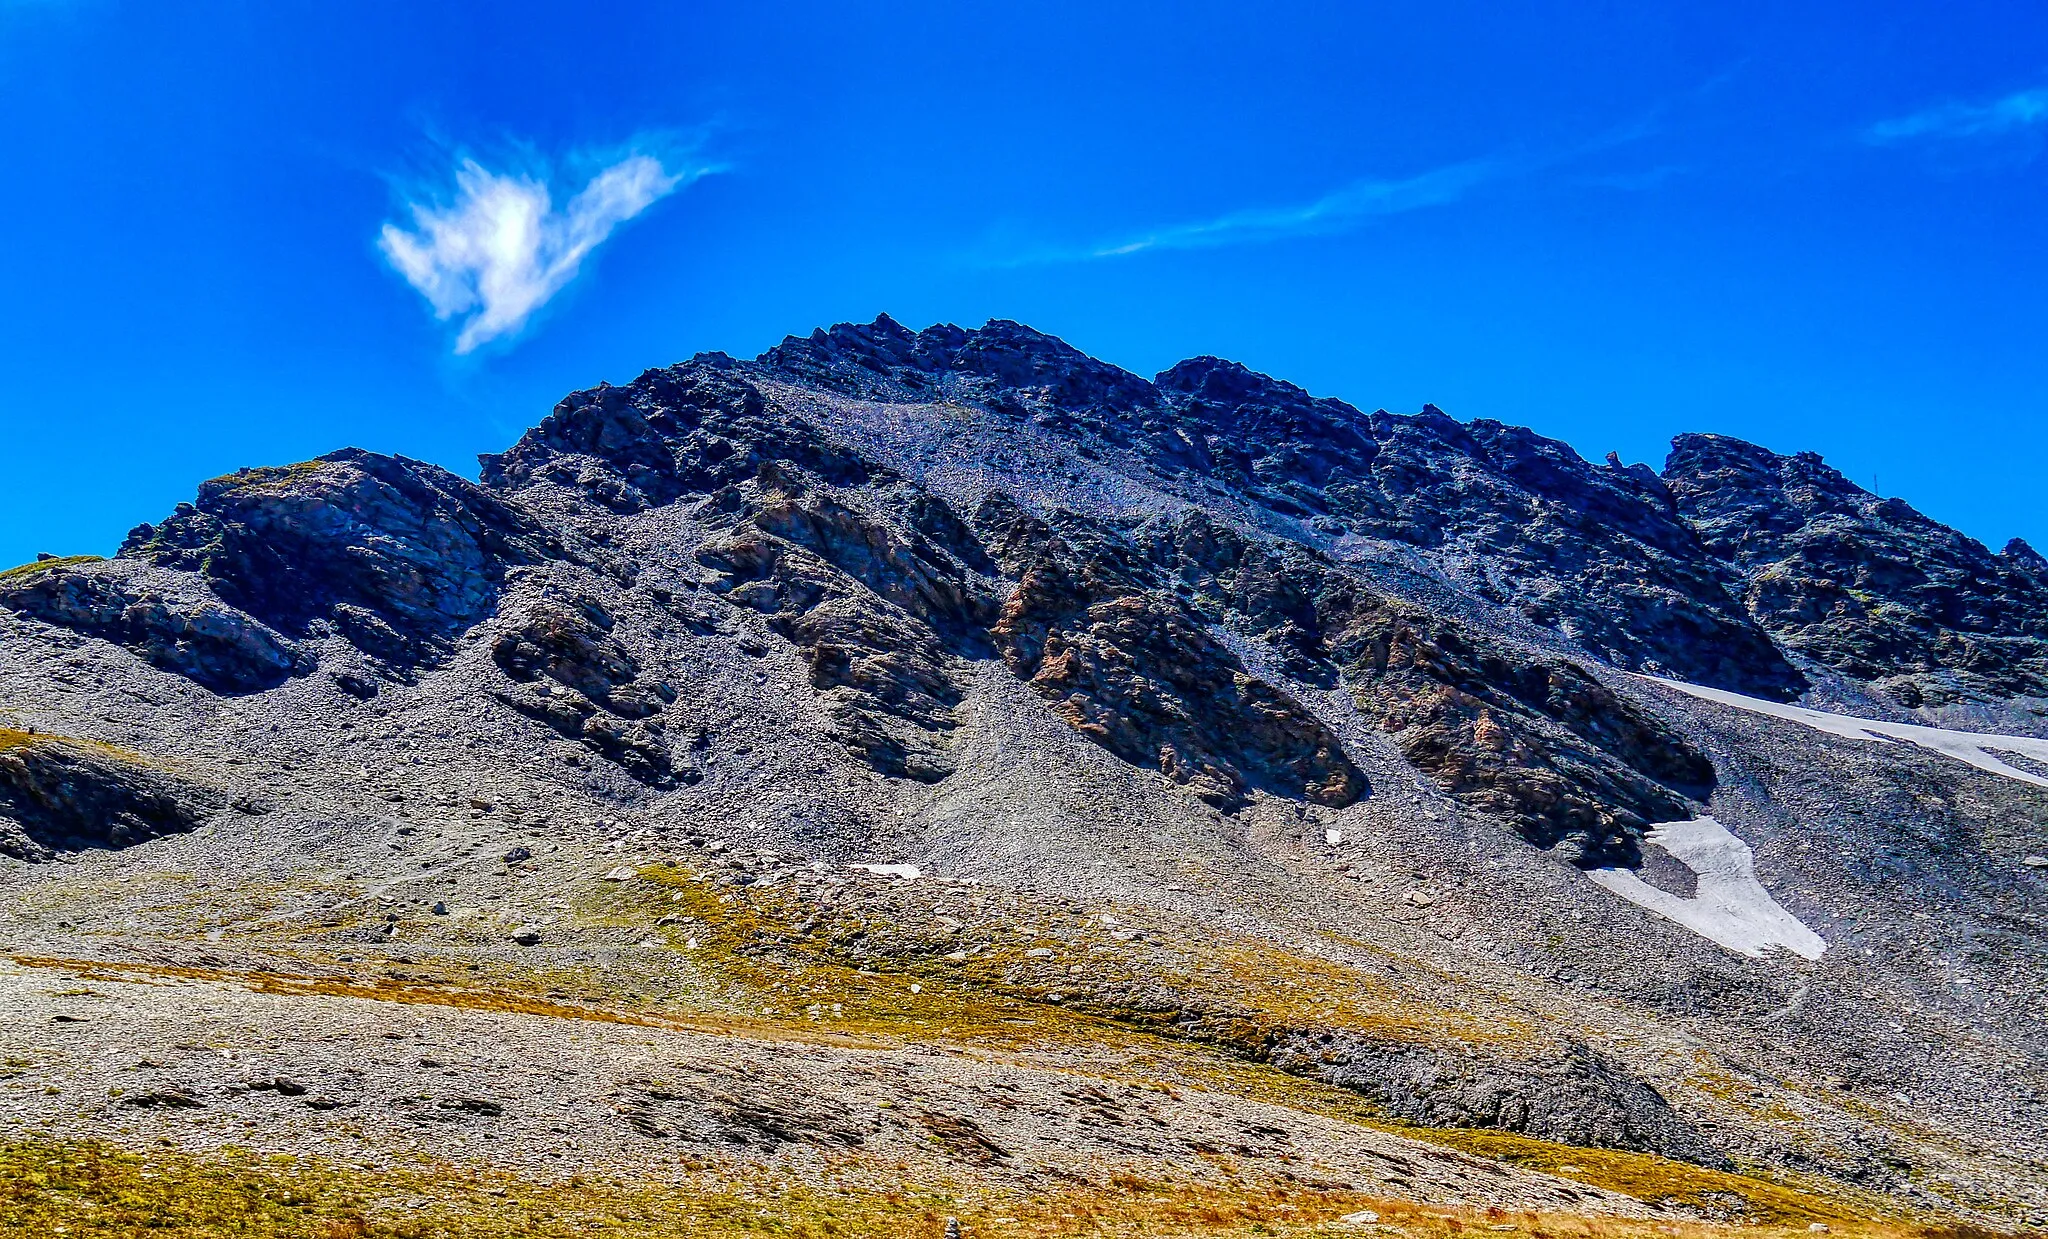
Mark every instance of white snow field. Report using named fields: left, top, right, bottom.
left=1643, top=676, right=2048, bottom=790
left=1586, top=817, right=1828, bottom=960
left=1587, top=676, right=2048, bottom=957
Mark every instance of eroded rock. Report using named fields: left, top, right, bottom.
left=1666, top=433, right=2048, bottom=706
left=123, top=450, right=556, bottom=669
left=0, top=563, right=308, bottom=693
left=0, top=732, right=223, bottom=861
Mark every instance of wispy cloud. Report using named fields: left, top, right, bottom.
left=1092, top=158, right=1505, bottom=259
left=993, top=157, right=1509, bottom=267
left=380, top=148, right=711, bottom=353
left=1866, top=87, right=2048, bottom=144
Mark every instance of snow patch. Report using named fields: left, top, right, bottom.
left=1644, top=676, right=2048, bottom=789
left=1586, top=817, right=1826, bottom=960
left=851, top=863, right=923, bottom=880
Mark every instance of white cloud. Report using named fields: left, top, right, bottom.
left=986, top=154, right=1515, bottom=268
left=1866, top=87, right=2048, bottom=144
left=1089, top=158, right=1503, bottom=259
left=380, top=151, right=701, bottom=353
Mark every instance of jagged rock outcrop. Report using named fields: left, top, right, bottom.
left=694, top=507, right=976, bottom=784
left=16, top=318, right=2025, bottom=851
left=1267, top=1033, right=1725, bottom=1167
left=481, top=359, right=876, bottom=512
left=757, top=314, right=1157, bottom=436
left=0, top=731, right=224, bottom=861
left=977, top=497, right=1365, bottom=809
left=1145, top=359, right=1804, bottom=698
left=755, top=317, right=1805, bottom=702
left=1326, top=591, right=1711, bottom=867
left=490, top=592, right=678, bottom=784
left=0, top=561, right=308, bottom=694
left=1665, top=434, right=2048, bottom=706
left=121, top=450, right=556, bottom=669
left=484, top=354, right=1372, bottom=805
left=1130, top=506, right=1711, bottom=860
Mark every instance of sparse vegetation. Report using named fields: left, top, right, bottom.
left=0, top=1135, right=2000, bottom=1239
left=0, top=553, right=102, bottom=584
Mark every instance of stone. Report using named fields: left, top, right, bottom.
left=0, top=734, right=225, bottom=863
left=759, top=318, right=1803, bottom=699
left=0, top=564, right=311, bottom=694
left=121, top=449, right=558, bottom=671
left=1666, top=433, right=2048, bottom=704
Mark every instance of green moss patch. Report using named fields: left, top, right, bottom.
left=0, top=554, right=103, bottom=585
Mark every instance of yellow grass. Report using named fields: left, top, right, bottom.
left=0, top=1136, right=2005, bottom=1239
left=0, top=554, right=102, bottom=584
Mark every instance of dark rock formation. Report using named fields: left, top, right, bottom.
left=483, top=341, right=1712, bottom=835
left=492, top=593, right=656, bottom=717
left=758, top=313, right=1156, bottom=433
left=1325, top=589, right=1712, bottom=867
left=490, top=357, right=1369, bottom=806
left=756, top=318, right=1805, bottom=701
left=489, top=591, right=677, bottom=784
left=1665, top=434, right=2048, bottom=706
left=0, top=563, right=308, bottom=694
left=688, top=464, right=995, bottom=783
left=978, top=496, right=1365, bottom=810
left=121, top=450, right=556, bottom=668
left=481, top=360, right=876, bottom=512
left=0, top=732, right=223, bottom=861
left=1130, top=506, right=1710, bottom=861
left=32, top=316, right=2035, bottom=847
left=1266, top=1032, right=1726, bottom=1167
left=1156, top=363, right=1805, bottom=701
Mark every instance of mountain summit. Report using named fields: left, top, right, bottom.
left=2, top=318, right=2045, bottom=1234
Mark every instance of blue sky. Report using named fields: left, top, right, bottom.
left=3, top=2, right=2046, bottom=568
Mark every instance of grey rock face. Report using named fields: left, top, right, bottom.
left=756, top=317, right=1806, bottom=702
left=1267, top=1033, right=1725, bottom=1168
left=490, top=592, right=677, bottom=784
left=1665, top=433, right=2048, bottom=708
left=977, top=496, right=1367, bottom=810
left=0, top=733, right=223, bottom=861
left=0, top=561, right=308, bottom=693
left=1148, top=359, right=1806, bottom=702
left=1325, top=591, right=1713, bottom=866
left=120, top=449, right=557, bottom=670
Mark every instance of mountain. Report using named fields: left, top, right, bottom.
left=1, top=315, right=2044, bottom=1238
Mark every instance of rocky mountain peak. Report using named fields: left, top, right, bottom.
left=2005, top=537, right=2048, bottom=571
left=1663, top=431, right=2048, bottom=705
left=754, top=314, right=1157, bottom=416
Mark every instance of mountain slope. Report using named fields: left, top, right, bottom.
left=0, top=316, right=2044, bottom=1237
